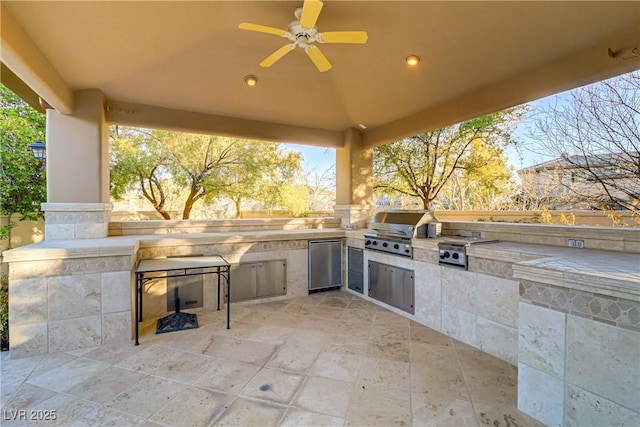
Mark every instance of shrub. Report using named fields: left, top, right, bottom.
left=0, top=273, right=8, bottom=351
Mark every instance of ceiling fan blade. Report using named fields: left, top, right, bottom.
left=300, top=0, right=324, bottom=28
left=318, top=31, right=368, bottom=44
left=305, top=45, right=332, bottom=72
left=260, top=44, right=296, bottom=67
left=238, top=22, right=288, bottom=37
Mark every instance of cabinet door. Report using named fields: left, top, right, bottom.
left=229, top=263, right=257, bottom=302
left=309, top=240, right=343, bottom=290
left=347, top=247, right=364, bottom=294
left=387, top=266, right=415, bottom=314
left=368, top=261, right=390, bottom=302
left=256, top=260, right=286, bottom=298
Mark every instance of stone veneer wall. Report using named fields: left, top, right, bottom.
left=8, top=254, right=134, bottom=358
left=42, top=203, right=112, bottom=240
left=348, top=239, right=521, bottom=366
left=109, top=217, right=341, bottom=236
left=517, top=281, right=640, bottom=426
left=428, top=256, right=520, bottom=365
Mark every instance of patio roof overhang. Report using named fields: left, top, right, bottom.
left=1, top=1, right=639, bottom=148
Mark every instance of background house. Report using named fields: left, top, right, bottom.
left=518, top=152, right=640, bottom=211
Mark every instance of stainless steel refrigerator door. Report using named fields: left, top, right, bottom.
left=308, top=240, right=343, bottom=291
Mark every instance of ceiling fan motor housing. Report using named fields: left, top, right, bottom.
left=288, top=22, right=318, bottom=47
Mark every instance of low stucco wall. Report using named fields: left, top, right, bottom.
left=0, top=216, right=44, bottom=253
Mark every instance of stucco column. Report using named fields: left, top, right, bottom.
left=42, top=89, right=111, bottom=240
left=334, top=127, right=375, bottom=227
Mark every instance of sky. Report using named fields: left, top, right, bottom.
left=284, top=92, right=570, bottom=178
left=284, top=69, right=637, bottom=181
left=285, top=143, right=336, bottom=175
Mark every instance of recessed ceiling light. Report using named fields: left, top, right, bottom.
left=405, top=55, right=421, bottom=66
left=358, top=124, right=367, bottom=130
left=244, top=74, right=258, bottom=86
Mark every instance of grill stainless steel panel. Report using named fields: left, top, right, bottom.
left=368, top=210, right=438, bottom=239
left=364, top=210, right=439, bottom=258
left=438, top=238, right=499, bottom=269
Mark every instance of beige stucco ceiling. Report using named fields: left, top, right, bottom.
left=2, top=1, right=639, bottom=148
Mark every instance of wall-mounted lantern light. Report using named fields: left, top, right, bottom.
left=29, top=141, right=46, bottom=160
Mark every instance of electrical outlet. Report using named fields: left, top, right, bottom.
left=568, top=239, right=585, bottom=248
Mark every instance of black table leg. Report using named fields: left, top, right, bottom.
left=135, top=274, right=140, bottom=345
left=226, top=269, right=230, bottom=329
left=217, top=268, right=221, bottom=311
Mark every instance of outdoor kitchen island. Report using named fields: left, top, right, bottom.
left=3, top=221, right=639, bottom=426
left=346, top=227, right=640, bottom=427
left=4, top=227, right=345, bottom=359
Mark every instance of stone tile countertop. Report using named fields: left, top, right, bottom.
left=345, top=230, right=640, bottom=300
left=4, top=227, right=638, bottom=300
left=2, top=229, right=347, bottom=262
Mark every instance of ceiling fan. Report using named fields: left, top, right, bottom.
left=238, top=0, right=368, bottom=72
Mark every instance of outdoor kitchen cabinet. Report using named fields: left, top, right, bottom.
left=229, top=260, right=286, bottom=302
left=368, top=260, right=415, bottom=314
left=308, top=239, right=343, bottom=291
left=347, top=246, right=364, bottom=294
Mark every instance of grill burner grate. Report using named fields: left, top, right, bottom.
left=156, top=312, right=198, bottom=334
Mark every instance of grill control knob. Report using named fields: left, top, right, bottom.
left=452, top=253, right=459, bottom=260
left=372, top=241, right=378, bottom=246
left=382, top=242, right=388, bottom=247
left=365, top=240, right=371, bottom=245
left=443, top=252, right=450, bottom=258
left=393, top=244, right=400, bottom=249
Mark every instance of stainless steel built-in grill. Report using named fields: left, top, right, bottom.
left=364, top=211, right=440, bottom=258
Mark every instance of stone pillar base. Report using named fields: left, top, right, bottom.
left=42, top=203, right=112, bottom=240
left=334, top=204, right=375, bottom=229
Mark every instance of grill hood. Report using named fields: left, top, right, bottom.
left=367, top=210, right=439, bottom=239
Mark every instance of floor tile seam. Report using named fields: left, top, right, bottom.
left=354, top=380, right=411, bottom=394
left=141, top=381, right=218, bottom=425
left=229, top=390, right=292, bottom=410
left=149, top=343, right=224, bottom=360
left=450, top=338, right=482, bottom=426
left=1, top=376, right=29, bottom=402
left=21, top=355, right=80, bottom=384
left=102, top=371, right=195, bottom=417
left=0, top=354, right=45, bottom=374
left=57, top=392, right=151, bottom=424
left=233, top=364, right=288, bottom=402
left=25, top=359, right=111, bottom=394
left=202, top=393, right=242, bottom=427
left=1, top=383, right=57, bottom=411
left=140, top=370, right=215, bottom=387
left=407, top=331, right=418, bottom=427
left=239, top=371, right=309, bottom=412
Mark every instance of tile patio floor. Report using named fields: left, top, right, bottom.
left=1, top=290, right=543, bottom=426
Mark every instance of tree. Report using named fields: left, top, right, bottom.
left=527, top=71, right=640, bottom=214
left=438, top=140, right=516, bottom=210
left=374, top=108, right=525, bottom=210
left=110, top=127, right=305, bottom=219
left=0, top=84, right=46, bottom=247
left=306, top=164, right=336, bottom=211
left=110, top=127, right=175, bottom=219
left=216, top=140, right=304, bottom=218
